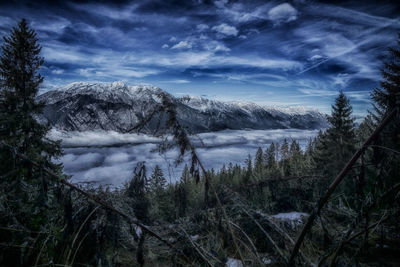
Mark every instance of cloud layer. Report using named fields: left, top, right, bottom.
left=53, top=129, right=319, bottom=186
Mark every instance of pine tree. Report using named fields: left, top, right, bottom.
left=289, top=139, right=302, bottom=176
left=180, top=164, right=190, bottom=184
left=280, top=138, right=290, bottom=176
left=372, top=36, right=400, bottom=117
left=264, top=143, right=276, bottom=168
left=0, top=19, right=64, bottom=265
left=0, top=19, right=60, bottom=157
left=147, top=165, right=169, bottom=219
left=314, top=91, right=356, bottom=198
left=304, top=138, right=315, bottom=172
left=264, top=143, right=281, bottom=178
left=368, top=36, right=400, bottom=198
left=243, top=154, right=252, bottom=184
left=148, top=165, right=166, bottom=194
left=254, top=147, right=263, bottom=177
left=280, top=138, right=289, bottom=160
left=0, top=19, right=62, bottom=230
left=174, top=164, right=190, bottom=217
left=325, top=91, right=356, bottom=172
left=127, top=163, right=149, bottom=222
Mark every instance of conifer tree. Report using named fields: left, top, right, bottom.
left=280, top=138, right=290, bottom=176
left=0, top=19, right=62, bottom=236
left=314, top=91, right=356, bottom=198
left=254, top=147, right=264, bottom=177
left=280, top=138, right=289, bottom=160
left=148, top=165, right=166, bottom=194
left=174, top=164, right=190, bottom=217
left=0, top=19, right=61, bottom=158
left=289, top=139, right=302, bottom=176
left=180, top=164, right=190, bottom=184
left=372, top=36, right=400, bottom=117
left=304, top=138, right=315, bottom=172
left=220, top=164, right=228, bottom=183
left=369, top=36, right=400, bottom=194
left=243, top=154, right=253, bottom=184
left=324, top=91, right=356, bottom=173
left=127, top=163, right=149, bottom=222
left=265, top=143, right=281, bottom=178
left=147, top=165, right=169, bottom=219
left=264, top=143, right=276, bottom=168
left=0, top=21, right=66, bottom=266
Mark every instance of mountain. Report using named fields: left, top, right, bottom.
left=37, top=82, right=328, bottom=133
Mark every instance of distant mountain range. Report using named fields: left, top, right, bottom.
left=37, top=82, right=328, bottom=133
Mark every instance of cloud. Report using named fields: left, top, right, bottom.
left=307, top=4, right=400, bottom=29
left=48, top=129, right=160, bottom=147
left=268, top=3, right=298, bottom=25
left=31, top=17, right=71, bottom=33
left=51, top=68, right=64, bottom=75
left=212, top=23, right=238, bottom=37
left=161, top=79, right=190, bottom=84
left=309, top=55, right=323, bottom=61
left=162, top=44, right=169, bottom=49
left=78, top=67, right=159, bottom=78
left=298, top=88, right=338, bottom=97
left=333, top=73, right=349, bottom=87
left=203, top=40, right=230, bottom=52
left=171, top=41, right=193, bottom=49
left=196, top=24, right=209, bottom=31
left=104, top=152, right=130, bottom=165
left=68, top=2, right=138, bottom=21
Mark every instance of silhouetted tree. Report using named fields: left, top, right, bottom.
left=314, top=91, right=356, bottom=199
left=0, top=18, right=62, bottom=266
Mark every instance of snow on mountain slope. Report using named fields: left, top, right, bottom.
left=37, top=82, right=328, bottom=133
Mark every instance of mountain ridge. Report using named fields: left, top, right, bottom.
left=38, top=82, right=328, bottom=133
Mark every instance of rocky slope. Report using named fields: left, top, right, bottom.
left=37, top=82, right=327, bottom=133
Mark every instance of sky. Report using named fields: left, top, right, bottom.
left=0, top=0, right=399, bottom=116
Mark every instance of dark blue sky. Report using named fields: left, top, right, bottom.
left=1, top=0, right=399, bottom=116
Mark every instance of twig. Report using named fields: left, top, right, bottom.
left=239, top=205, right=288, bottom=262
left=328, top=212, right=388, bottom=267
left=177, top=225, right=215, bottom=266
left=368, top=144, right=400, bottom=156
left=0, top=243, right=34, bottom=249
left=227, top=220, right=264, bottom=266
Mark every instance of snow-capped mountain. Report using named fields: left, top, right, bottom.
left=37, top=82, right=327, bottom=133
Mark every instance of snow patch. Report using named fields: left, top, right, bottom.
left=272, top=212, right=309, bottom=227
left=262, top=257, right=272, bottom=264
left=226, top=258, right=243, bottom=267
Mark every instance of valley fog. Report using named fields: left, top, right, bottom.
left=51, top=128, right=320, bottom=186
